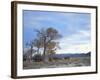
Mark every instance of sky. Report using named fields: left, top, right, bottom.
left=23, top=10, right=91, bottom=54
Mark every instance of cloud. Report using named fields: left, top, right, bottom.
left=56, top=29, right=91, bottom=54
left=56, top=44, right=90, bottom=54
left=23, top=10, right=90, bottom=29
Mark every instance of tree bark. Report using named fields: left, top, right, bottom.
left=30, top=45, right=33, bottom=61
left=37, top=47, right=40, bottom=54
left=43, top=37, right=46, bottom=56
left=43, top=37, right=49, bottom=62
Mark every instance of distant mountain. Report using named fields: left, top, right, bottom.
left=23, top=47, right=91, bottom=59
left=49, top=52, right=91, bottom=59
left=86, top=51, right=91, bottom=56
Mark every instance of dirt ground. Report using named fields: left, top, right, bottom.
left=23, top=56, right=91, bottom=69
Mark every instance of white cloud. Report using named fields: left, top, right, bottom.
left=56, top=44, right=90, bottom=54
left=56, top=29, right=91, bottom=54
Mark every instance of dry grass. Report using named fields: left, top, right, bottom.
left=23, top=56, right=91, bottom=69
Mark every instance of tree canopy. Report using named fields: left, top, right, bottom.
left=26, top=27, right=62, bottom=62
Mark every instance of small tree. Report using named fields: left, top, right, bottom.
left=32, top=38, right=42, bottom=54
left=33, top=54, right=43, bottom=62
left=26, top=40, right=35, bottom=61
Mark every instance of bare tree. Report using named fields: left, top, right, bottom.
left=34, top=27, right=62, bottom=62
left=33, top=38, right=43, bottom=54
left=26, top=40, right=35, bottom=61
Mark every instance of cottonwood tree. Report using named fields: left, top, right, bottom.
left=26, top=27, right=62, bottom=62
left=34, top=27, right=62, bottom=62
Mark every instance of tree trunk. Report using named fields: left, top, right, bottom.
left=43, top=37, right=46, bottom=56
left=43, top=55, right=49, bottom=63
left=30, top=46, right=33, bottom=62
left=37, top=47, right=40, bottom=54
left=43, top=37, right=49, bottom=63
left=29, top=46, right=33, bottom=62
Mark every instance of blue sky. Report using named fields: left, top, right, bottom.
left=23, top=10, right=91, bottom=53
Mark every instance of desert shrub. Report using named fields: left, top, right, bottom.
left=53, top=57, right=60, bottom=60
left=23, top=54, right=27, bottom=61
left=49, top=57, right=54, bottom=62
left=33, top=54, right=43, bottom=62
left=64, top=57, right=70, bottom=60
